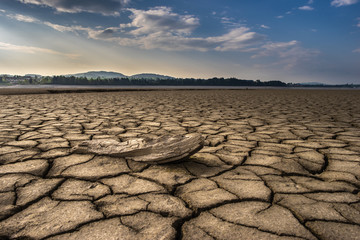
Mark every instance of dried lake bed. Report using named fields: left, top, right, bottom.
left=0, top=89, right=359, bottom=239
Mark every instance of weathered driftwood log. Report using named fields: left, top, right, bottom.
left=72, top=133, right=204, bottom=164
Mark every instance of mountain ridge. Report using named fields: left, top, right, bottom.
left=66, top=71, right=174, bottom=79
left=129, top=73, right=174, bottom=79
left=66, top=71, right=127, bottom=79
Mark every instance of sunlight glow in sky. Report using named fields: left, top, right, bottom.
left=0, top=0, right=359, bottom=84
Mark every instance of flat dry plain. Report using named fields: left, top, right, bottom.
left=0, top=89, right=359, bottom=240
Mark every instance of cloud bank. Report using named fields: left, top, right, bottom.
left=111, top=7, right=264, bottom=52
left=121, top=7, right=199, bottom=36
left=0, top=41, right=77, bottom=58
left=17, top=0, right=129, bottom=15
left=7, top=13, right=38, bottom=22
left=3, top=6, right=319, bottom=69
left=331, top=0, right=358, bottom=7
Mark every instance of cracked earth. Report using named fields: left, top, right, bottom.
left=0, top=89, right=359, bottom=240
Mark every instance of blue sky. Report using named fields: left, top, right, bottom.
left=0, top=0, right=359, bottom=84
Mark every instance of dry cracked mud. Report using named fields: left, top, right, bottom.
left=0, top=89, right=359, bottom=240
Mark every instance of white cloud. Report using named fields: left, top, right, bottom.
left=357, top=18, right=360, bottom=27
left=3, top=12, right=94, bottom=37
left=252, top=40, right=319, bottom=68
left=3, top=11, right=118, bottom=41
left=17, top=0, right=129, bottom=15
left=221, top=17, right=234, bottom=25
left=44, top=22, right=75, bottom=32
left=353, top=48, right=360, bottom=53
left=331, top=0, right=358, bottom=7
left=219, top=16, right=244, bottom=28
left=0, top=9, right=6, bottom=13
left=0, top=41, right=78, bottom=58
left=121, top=7, right=199, bottom=36
left=44, top=21, right=264, bottom=52
left=7, top=13, right=38, bottom=23
left=114, top=33, right=213, bottom=52
left=253, top=40, right=298, bottom=57
left=109, top=7, right=264, bottom=52
left=276, top=15, right=284, bottom=19
left=260, top=25, right=270, bottom=29
left=43, top=21, right=113, bottom=40
left=299, top=6, right=314, bottom=10
left=100, top=26, right=264, bottom=52
left=208, top=27, right=265, bottom=51
left=44, top=22, right=93, bottom=34
left=308, top=0, right=314, bottom=4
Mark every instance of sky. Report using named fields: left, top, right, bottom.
left=0, top=0, right=359, bottom=84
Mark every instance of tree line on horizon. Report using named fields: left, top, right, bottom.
left=1, top=75, right=358, bottom=87
left=39, top=76, right=288, bottom=86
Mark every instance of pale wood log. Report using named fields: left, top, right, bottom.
left=72, top=133, right=204, bottom=164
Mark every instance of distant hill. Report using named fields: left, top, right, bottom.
left=65, top=71, right=174, bottom=80
left=67, top=71, right=126, bottom=79
left=130, top=73, right=174, bottom=80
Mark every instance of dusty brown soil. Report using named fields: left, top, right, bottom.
left=0, top=89, right=359, bottom=239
